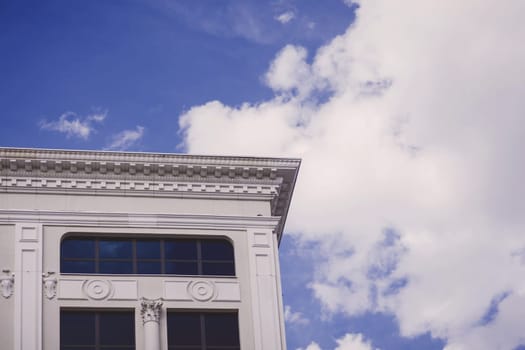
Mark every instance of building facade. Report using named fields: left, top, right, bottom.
left=0, top=148, right=300, bottom=350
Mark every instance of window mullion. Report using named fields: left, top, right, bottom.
left=197, top=240, right=203, bottom=275
left=133, top=239, right=137, bottom=274
left=161, top=239, right=165, bottom=274
left=95, top=239, right=100, bottom=273
left=200, top=313, right=206, bottom=350
left=95, top=312, right=100, bottom=350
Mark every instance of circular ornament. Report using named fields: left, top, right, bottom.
left=188, top=280, right=215, bottom=302
left=84, top=279, right=112, bottom=300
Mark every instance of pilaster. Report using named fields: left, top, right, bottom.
left=14, top=223, right=43, bottom=350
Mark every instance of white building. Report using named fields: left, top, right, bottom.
left=0, top=148, right=300, bottom=350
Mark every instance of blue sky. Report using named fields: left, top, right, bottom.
left=0, top=0, right=351, bottom=151
left=3, top=1, right=525, bottom=349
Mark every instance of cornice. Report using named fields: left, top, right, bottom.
left=0, top=147, right=300, bottom=173
left=0, top=209, right=281, bottom=231
left=0, top=147, right=301, bottom=240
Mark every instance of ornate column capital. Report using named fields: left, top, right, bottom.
left=0, top=269, right=14, bottom=298
left=140, top=298, right=163, bottom=324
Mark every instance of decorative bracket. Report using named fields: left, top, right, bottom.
left=140, top=298, right=163, bottom=324
left=0, top=269, right=14, bottom=298
left=42, top=272, right=57, bottom=299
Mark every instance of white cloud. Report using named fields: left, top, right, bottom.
left=284, top=305, right=309, bottom=325
left=179, top=1, right=525, bottom=349
left=40, top=110, right=106, bottom=140
left=87, top=112, right=107, bottom=122
left=342, top=0, right=360, bottom=7
left=275, top=11, right=295, bottom=24
left=265, top=45, right=313, bottom=97
left=106, top=126, right=145, bottom=151
left=297, top=342, right=322, bottom=350
left=335, top=333, right=378, bottom=350
left=297, top=334, right=378, bottom=350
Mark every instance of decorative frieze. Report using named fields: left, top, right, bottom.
left=164, top=280, right=240, bottom=302
left=0, top=269, right=14, bottom=298
left=0, top=177, right=280, bottom=197
left=58, top=278, right=138, bottom=301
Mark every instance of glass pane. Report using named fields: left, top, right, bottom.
left=137, top=261, right=161, bottom=274
left=61, top=260, right=96, bottom=274
left=61, top=239, right=95, bottom=259
left=201, top=240, right=234, bottom=261
left=100, top=261, right=133, bottom=274
left=100, top=312, right=135, bottom=345
left=165, top=240, right=197, bottom=260
left=167, top=313, right=202, bottom=346
left=99, top=240, right=132, bottom=259
left=165, top=261, right=198, bottom=275
left=137, top=240, right=160, bottom=259
left=61, top=311, right=96, bottom=346
left=205, top=313, right=239, bottom=346
left=202, top=262, right=235, bottom=276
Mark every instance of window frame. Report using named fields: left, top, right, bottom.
left=60, top=235, right=236, bottom=276
left=60, top=308, right=136, bottom=350
left=167, top=310, right=240, bottom=350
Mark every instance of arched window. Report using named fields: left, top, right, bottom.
left=61, top=236, right=235, bottom=276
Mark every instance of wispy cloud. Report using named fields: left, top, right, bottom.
left=105, top=126, right=145, bottom=151
left=275, top=11, right=295, bottom=24
left=39, top=110, right=107, bottom=140
left=284, top=305, right=309, bottom=325
left=342, top=0, right=360, bottom=7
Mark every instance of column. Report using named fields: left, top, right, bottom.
left=140, top=298, right=163, bottom=350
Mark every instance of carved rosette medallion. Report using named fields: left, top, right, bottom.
left=0, top=269, right=14, bottom=298
left=140, top=298, right=163, bottom=324
left=83, top=279, right=112, bottom=300
left=188, top=280, right=215, bottom=302
left=42, top=272, right=57, bottom=299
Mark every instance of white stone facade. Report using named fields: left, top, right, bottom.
left=0, top=148, right=300, bottom=350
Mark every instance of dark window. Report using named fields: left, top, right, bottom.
left=60, top=310, right=135, bottom=350
left=61, top=237, right=235, bottom=276
left=167, top=311, right=240, bottom=350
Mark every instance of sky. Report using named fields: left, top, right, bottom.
left=2, top=1, right=525, bottom=349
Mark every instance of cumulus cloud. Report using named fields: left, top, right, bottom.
left=298, top=334, right=378, bottom=350
left=275, top=11, right=295, bottom=24
left=284, top=305, right=309, bottom=325
left=297, top=342, right=322, bottom=350
left=40, top=110, right=106, bottom=139
left=265, top=45, right=313, bottom=97
left=105, top=126, right=145, bottom=151
left=335, top=333, right=378, bottom=350
left=179, top=1, right=525, bottom=349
